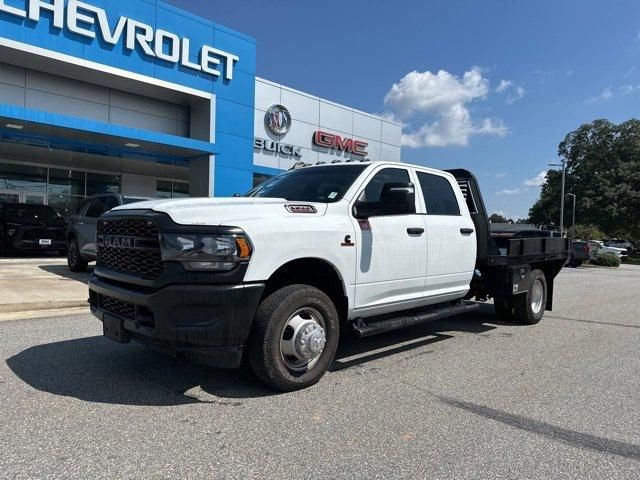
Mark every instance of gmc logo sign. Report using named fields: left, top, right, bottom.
left=313, top=131, right=368, bottom=157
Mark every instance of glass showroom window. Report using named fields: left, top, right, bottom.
left=86, top=172, right=120, bottom=196
left=48, top=169, right=86, bottom=218
left=172, top=182, right=189, bottom=198
left=0, top=162, right=47, bottom=204
left=156, top=180, right=189, bottom=198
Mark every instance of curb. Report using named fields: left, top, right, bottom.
left=0, top=300, right=88, bottom=314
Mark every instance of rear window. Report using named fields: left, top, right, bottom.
left=416, top=172, right=460, bottom=216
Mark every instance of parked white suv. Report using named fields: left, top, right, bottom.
left=88, top=162, right=569, bottom=390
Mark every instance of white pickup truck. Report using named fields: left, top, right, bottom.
left=88, top=162, right=569, bottom=391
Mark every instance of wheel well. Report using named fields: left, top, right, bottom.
left=263, top=258, right=348, bottom=324
left=530, top=260, right=564, bottom=311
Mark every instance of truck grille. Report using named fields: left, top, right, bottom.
left=97, top=218, right=163, bottom=279
left=94, top=292, right=155, bottom=327
left=98, top=294, right=136, bottom=321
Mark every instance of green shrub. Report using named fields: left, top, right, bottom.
left=591, top=252, right=621, bottom=267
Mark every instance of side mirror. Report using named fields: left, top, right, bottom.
left=353, top=182, right=416, bottom=219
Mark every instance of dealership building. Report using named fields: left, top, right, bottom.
left=0, top=0, right=402, bottom=216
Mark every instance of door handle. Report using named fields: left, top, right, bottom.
left=460, top=228, right=474, bottom=235
left=407, top=227, right=425, bottom=236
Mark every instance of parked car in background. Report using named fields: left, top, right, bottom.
left=592, top=240, right=627, bottom=258
left=605, top=238, right=635, bottom=255
left=0, top=203, right=67, bottom=255
left=567, top=240, right=591, bottom=267
left=67, top=194, right=149, bottom=272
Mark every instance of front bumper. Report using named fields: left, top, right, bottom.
left=10, top=239, right=66, bottom=250
left=88, top=274, right=265, bottom=368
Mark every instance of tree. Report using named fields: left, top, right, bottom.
left=568, top=224, right=606, bottom=240
left=489, top=213, right=510, bottom=223
left=529, top=119, right=640, bottom=241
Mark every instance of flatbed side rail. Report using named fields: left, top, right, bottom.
left=507, top=237, right=570, bottom=257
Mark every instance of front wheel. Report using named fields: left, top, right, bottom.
left=247, top=284, right=339, bottom=391
left=67, top=238, right=88, bottom=272
left=513, top=269, right=547, bottom=325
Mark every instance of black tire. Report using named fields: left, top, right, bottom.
left=567, top=258, right=582, bottom=268
left=67, top=237, right=88, bottom=272
left=513, top=269, right=547, bottom=325
left=247, top=284, right=339, bottom=391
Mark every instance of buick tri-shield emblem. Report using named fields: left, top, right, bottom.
left=265, top=104, right=292, bottom=135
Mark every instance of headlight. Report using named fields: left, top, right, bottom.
left=160, top=233, right=252, bottom=271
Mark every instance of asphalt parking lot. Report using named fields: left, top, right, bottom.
left=1, top=264, right=639, bottom=479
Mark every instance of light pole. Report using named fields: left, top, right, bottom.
left=549, top=159, right=566, bottom=235
left=566, top=193, right=576, bottom=236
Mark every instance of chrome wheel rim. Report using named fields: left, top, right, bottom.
left=280, top=307, right=327, bottom=372
left=530, top=279, right=544, bottom=314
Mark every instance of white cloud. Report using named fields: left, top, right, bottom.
left=523, top=170, right=548, bottom=187
left=495, top=172, right=507, bottom=178
left=495, top=79, right=526, bottom=104
left=496, top=80, right=512, bottom=93
left=566, top=70, right=574, bottom=77
left=586, top=84, right=639, bottom=103
left=586, top=87, right=613, bottom=103
left=384, top=67, right=508, bottom=148
left=506, top=86, right=526, bottom=104
left=619, top=84, right=635, bottom=95
left=497, top=188, right=523, bottom=195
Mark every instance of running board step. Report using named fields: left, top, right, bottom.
left=352, top=301, right=480, bottom=338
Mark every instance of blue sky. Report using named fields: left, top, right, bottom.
left=168, top=0, right=640, bottom=219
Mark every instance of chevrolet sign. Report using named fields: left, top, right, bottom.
left=0, top=0, right=239, bottom=80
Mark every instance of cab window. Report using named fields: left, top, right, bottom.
left=416, top=172, right=460, bottom=216
left=359, top=168, right=411, bottom=203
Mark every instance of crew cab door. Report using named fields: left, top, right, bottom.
left=415, top=170, right=476, bottom=299
left=351, top=166, right=427, bottom=314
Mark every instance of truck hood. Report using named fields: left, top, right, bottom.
left=112, top=197, right=329, bottom=225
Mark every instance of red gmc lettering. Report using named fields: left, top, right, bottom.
left=313, top=131, right=368, bottom=156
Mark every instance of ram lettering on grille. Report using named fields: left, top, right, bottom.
left=97, top=218, right=163, bottom=279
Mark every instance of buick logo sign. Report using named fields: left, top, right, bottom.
left=265, top=105, right=292, bottom=135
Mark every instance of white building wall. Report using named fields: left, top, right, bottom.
left=253, top=77, right=402, bottom=171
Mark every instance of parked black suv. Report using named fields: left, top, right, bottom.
left=0, top=203, right=67, bottom=255
left=67, top=194, right=148, bottom=272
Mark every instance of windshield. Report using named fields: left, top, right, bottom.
left=245, top=164, right=368, bottom=203
left=2, top=204, right=61, bottom=224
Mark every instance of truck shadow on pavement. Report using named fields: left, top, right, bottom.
left=6, top=304, right=507, bottom=405
left=38, top=263, right=94, bottom=282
